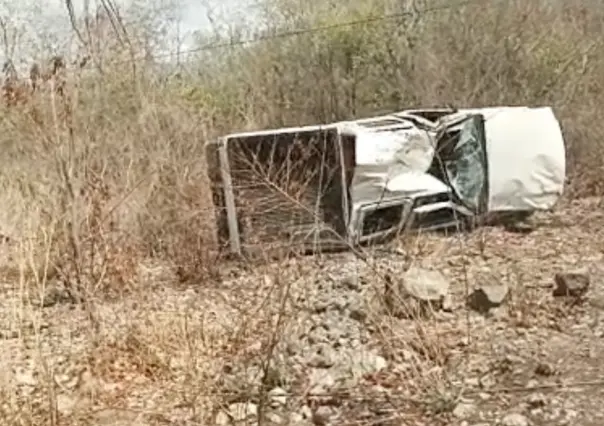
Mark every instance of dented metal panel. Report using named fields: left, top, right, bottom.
left=206, top=105, right=566, bottom=255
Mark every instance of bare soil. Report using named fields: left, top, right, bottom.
left=0, top=197, right=603, bottom=426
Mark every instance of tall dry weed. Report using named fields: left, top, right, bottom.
left=0, top=0, right=599, bottom=292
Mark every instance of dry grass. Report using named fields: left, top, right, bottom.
left=0, top=0, right=603, bottom=425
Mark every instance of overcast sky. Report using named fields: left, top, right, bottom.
left=46, top=0, right=261, bottom=36
left=1, top=0, right=261, bottom=67
left=42, top=0, right=251, bottom=30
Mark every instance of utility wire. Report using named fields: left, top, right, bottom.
left=79, top=0, right=498, bottom=70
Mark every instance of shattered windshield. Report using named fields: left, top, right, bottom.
left=444, top=116, right=486, bottom=212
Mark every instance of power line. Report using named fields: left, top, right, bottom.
left=81, top=0, right=498, bottom=70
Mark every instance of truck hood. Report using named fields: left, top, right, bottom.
left=342, top=106, right=566, bottom=213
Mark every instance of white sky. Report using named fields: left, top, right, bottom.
left=42, top=0, right=249, bottom=30
left=1, top=0, right=262, bottom=67
left=47, top=0, right=260, bottom=36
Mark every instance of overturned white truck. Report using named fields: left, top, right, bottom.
left=206, top=107, right=566, bottom=256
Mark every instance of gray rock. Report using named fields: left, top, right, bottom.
left=527, top=392, right=546, bottom=408
left=285, top=341, right=301, bottom=356
left=453, top=402, right=476, bottom=419
left=312, top=406, right=335, bottom=425
left=308, top=369, right=335, bottom=394
left=289, top=412, right=306, bottom=423
left=340, top=275, right=360, bottom=291
left=347, top=351, right=387, bottom=378
left=300, top=405, right=313, bottom=420
left=500, top=413, right=529, bottom=426
left=442, top=294, right=454, bottom=312
left=348, top=304, right=367, bottom=322
left=313, top=300, right=329, bottom=313
left=401, top=267, right=450, bottom=302
left=227, top=402, right=258, bottom=422
left=469, top=283, right=509, bottom=312
left=215, top=411, right=230, bottom=425
left=385, top=267, right=450, bottom=317
left=266, top=412, right=284, bottom=424
left=330, top=298, right=348, bottom=312
left=269, top=387, right=288, bottom=407
left=534, top=362, right=556, bottom=377
left=56, top=394, right=77, bottom=415
left=553, top=270, right=590, bottom=297
left=308, top=345, right=337, bottom=369
left=14, top=368, right=37, bottom=387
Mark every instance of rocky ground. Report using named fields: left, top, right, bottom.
left=0, top=197, right=603, bottom=426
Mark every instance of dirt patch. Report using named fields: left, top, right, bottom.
left=0, top=197, right=603, bottom=425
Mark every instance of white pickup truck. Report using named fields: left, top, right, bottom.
left=206, top=106, right=566, bottom=255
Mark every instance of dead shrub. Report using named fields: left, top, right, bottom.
left=0, top=0, right=601, bottom=298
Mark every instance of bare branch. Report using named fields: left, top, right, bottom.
left=64, top=0, right=89, bottom=48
